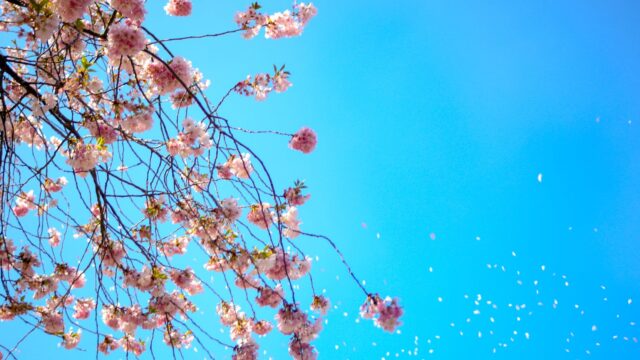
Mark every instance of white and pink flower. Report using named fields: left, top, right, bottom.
left=289, top=127, right=317, bottom=154
left=164, top=0, right=192, bottom=16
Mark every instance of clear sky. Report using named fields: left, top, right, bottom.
left=3, top=0, right=640, bottom=359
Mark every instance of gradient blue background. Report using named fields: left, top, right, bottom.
left=3, top=0, right=640, bottom=359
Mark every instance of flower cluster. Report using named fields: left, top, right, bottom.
left=218, top=299, right=322, bottom=360
left=1, top=116, right=45, bottom=149
left=166, top=118, right=213, bottom=157
left=284, top=181, right=311, bottom=206
left=158, top=236, right=190, bottom=257
left=360, top=294, right=404, bottom=332
left=217, top=153, right=254, bottom=179
left=43, top=177, right=68, bottom=193
left=235, top=65, right=292, bottom=101
left=289, top=127, right=318, bottom=154
left=119, top=105, right=154, bottom=134
left=73, top=298, right=96, bottom=320
left=311, top=295, right=330, bottom=315
left=247, top=203, right=274, bottom=229
left=111, top=0, right=146, bottom=23
left=12, top=190, right=37, bottom=217
left=164, top=0, right=192, bottom=17
left=61, top=330, right=82, bottom=349
left=106, top=22, right=147, bottom=59
left=48, top=228, right=62, bottom=246
left=235, top=2, right=317, bottom=40
left=254, top=248, right=311, bottom=281
left=256, top=285, right=284, bottom=308
left=282, top=206, right=302, bottom=239
left=145, top=56, right=195, bottom=95
left=276, top=305, right=322, bottom=359
left=169, top=268, right=203, bottom=295
left=53, top=0, right=93, bottom=22
left=163, top=325, right=194, bottom=348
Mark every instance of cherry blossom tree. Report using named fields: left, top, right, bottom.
left=0, top=1, right=402, bottom=358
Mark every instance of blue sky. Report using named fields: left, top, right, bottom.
left=3, top=0, right=640, bottom=359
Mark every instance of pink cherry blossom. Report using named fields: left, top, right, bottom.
left=145, top=56, right=194, bottom=95
left=159, top=236, right=190, bottom=257
left=2, top=116, right=45, bottom=149
left=295, top=3, right=318, bottom=26
left=295, top=317, right=322, bottom=343
left=163, top=326, right=194, bottom=348
left=170, top=268, right=203, bottom=295
left=218, top=198, right=242, bottom=222
left=217, top=162, right=234, bottom=179
left=98, top=335, right=120, bottom=354
left=232, top=340, right=259, bottom=360
left=110, top=0, right=146, bottom=23
left=165, top=0, right=192, bottom=17
left=15, top=246, right=41, bottom=276
left=101, top=305, right=122, bottom=331
left=12, top=190, right=36, bottom=217
left=48, top=228, right=61, bottom=247
left=0, top=238, right=16, bottom=270
left=43, top=177, right=68, bottom=193
left=359, top=294, right=404, bottom=332
left=12, top=205, right=29, bottom=217
left=144, top=195, right=168, bottom=222
left=120, top=106, right=154, bottom=133
left=31, top=275, right=59, bottom=300
left=236, top=3, right=317, bottom=40
left=229, top=315, right=254, bottom=342
left=247, top=203, right=273, bottom=229
left=85, top=120, right=119, bottom=144
left=95, top=240, right=125, bottom=268
left=375, top=297, right=404, bottom=332
left=64, top=142, right=111, bottom=177
left=55, top=264, right=86, bottom=288
left=288, top=339, right=318, bottom=360
left=53, top=0, right=93, bottom=22
left=282, top=206, right=302, bottom=239
left=359, top=294, right=379, bottom=319
left=287, top=255, right=312, bottom=280
left=119, top=334, right=145, bottom=356
left=217, top=302, right=240, bottom=326
left=33, top=16, right=60, bottom=42
left=229, top=153, right=254, bottom=178
left=41, top=311, right=64, bottom=334
left=284, top=185, right=310, bottom=206
left=170, top=90, right=193, bottom=108
left=123, top=266, right=166, bottom=294
left=106, top=22, right=147, bottom=59
left=311, top=295, right=330, bottom=315
left=275, top=305, right=306, bottom=335
left=235, top=66, right=293, bottom=101
left=166, top=118, right=212, bottom=157
left=235, top=275, right=260, bottom=289
left=61, top=330, right=81, bottom=349
left=253, top=320, right=273, bottom=336
left=289, top=127, right=317, bottom=154
left=234, top=5, right=268, bottom=40
left=73, top=298, right=95, bottom=320
left=265, top=11, right=301, bottom=39
left=273, top=71, right=292, bottom=92
left=256, top=285, right=284, bottom=308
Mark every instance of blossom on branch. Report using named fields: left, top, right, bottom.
left=289, top=127, right=318, bottom=154
left=164, top=0, right=192, bottom=17
left=235, top=2, right=317, bottom=40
